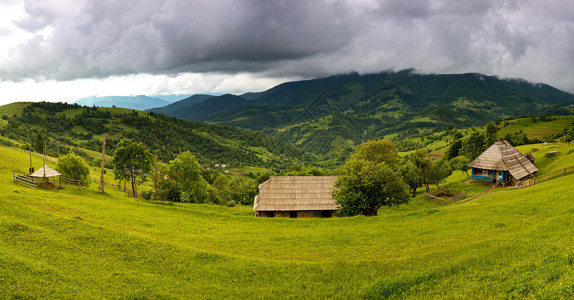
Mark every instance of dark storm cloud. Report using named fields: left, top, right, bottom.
left=2, top=0, right=574, bottom=92
left=2, top=0, right=358, bottom=79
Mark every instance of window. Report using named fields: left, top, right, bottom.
left=289, top=211, right=297, bottom=218
left=482, top=169, right=489, bottom=176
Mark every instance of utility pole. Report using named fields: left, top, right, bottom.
left=43, top=141, right=46, bottom=185
left=58, top=140, right=61, bottom=186
left=29, top=145, right=33, bottom=175
left=100, top=133, right=106, bottom=193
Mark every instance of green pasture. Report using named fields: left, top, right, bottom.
left=0, top=102, right=29, bottom=117
left=518, top=142, right=574, bottom=174
left=498, top=116, right=574, bottom=139
left=1, top=145, right=574, bottom=298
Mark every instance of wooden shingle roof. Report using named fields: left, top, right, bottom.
left=30, top=164, right=61, bottom=178
left=253, top=176, right=339, bottom=212
left=468, top=140, right=537, bottom=180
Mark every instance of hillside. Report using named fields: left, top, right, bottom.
left=0, top=102, right=302, bottom=169
left=151, top=70, right=574, bottom=161
left=1, top=143, right=574, bottom=298
left=392, top=114, right=574, bottom=157
left=146, top=94, right=214, bottom=116
left=149, top=94, right=249, bottom=121
left=75, top=95, right=171, bottom=110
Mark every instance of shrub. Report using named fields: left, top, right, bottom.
left=60, top=153, right=91, bottom=186
left=140, top=191, right=153, bottom=200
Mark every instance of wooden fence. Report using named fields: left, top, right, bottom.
left=61, top=177, right=81, bottom=188
left=426, top=188, right=466, bottom=204
left=13, top=173, right=37, bottom=189
left=520, top=165, right=574, bottom=186
left=90, top=177, right=120, bottom=190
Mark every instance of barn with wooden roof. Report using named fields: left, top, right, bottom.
left=468, top=140, right=537, bottom=183
left=253, top=176, right=339, bottom=218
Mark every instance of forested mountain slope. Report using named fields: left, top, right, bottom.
left=0, top=102, right=302, bottom=170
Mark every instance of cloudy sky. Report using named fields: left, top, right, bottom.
left=1, top=0, right=573, bottom=105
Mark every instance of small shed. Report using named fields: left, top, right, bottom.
left=468, top=140, right=537, bottom=183
left=30, top=164, right=61, bottom=187
left=253, top=176, right=339, bottom=218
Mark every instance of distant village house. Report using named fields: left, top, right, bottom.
left=253, top=176, right=339, bottom=218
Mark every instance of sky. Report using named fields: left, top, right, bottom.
left=1, top=0, right=573, bottom=105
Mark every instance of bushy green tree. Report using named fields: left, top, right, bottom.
left=484, top=122, right=499, bottom=146
left=503, top=130, right=530, bottom=146
left=35, top=134, right=45, bottom=153
left=460, top=131, right=486, bottom=161
left=168, top=151, right=220, bottom=204
left=429, top=159, right=452, bottom=188
left=149, top=156, right=170, bottom=200
left=408, top=149, right=432, bottom=192
left=351, top=139, right=400, bottom=168
left=450, top=156, right=471, bottom=177
left=60, top=153, right=91, bottom=186
left=445, top=139, right=463, bottom=160
left=333, top=158, right=409, bottom=216
left=113, top=138, right=152, bottom=198
left=213, top=175, right=258, bottom=206
left=401, top=162, right=422, bottom=197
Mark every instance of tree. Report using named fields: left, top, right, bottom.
left=113, top=139, right=152, bottom=198
left=149, top=156, right=169, bottom=199
left=484, top=122, right=499, bottom=146
left=450, top=156, right=471, bottom=177
left=332, top=158, right=409, bottom=216
left=168, top=151, right=219, bottom=203
left=60, top=153, right=91, bottom=186
left=35, top=134, right=45, bottom=153
left=408, top=149, right=433, bottom=192
left=351, top=139, right=400, bottom=168
left=429, top=159, right=452, bottom=188
left=445, top=139, right=463, bottom=160
left=401, top=162, right=422, bottom=197
left=460, top=131, right=486, bottom=160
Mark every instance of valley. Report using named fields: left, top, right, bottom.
left=1, top=71, right=574, bottom=299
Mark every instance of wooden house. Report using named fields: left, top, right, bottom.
left=253, top=176, right=339, bottom=218
left=468, top=140, right=537, bottom=184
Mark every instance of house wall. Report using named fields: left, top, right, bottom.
left=255, top=211, right=335, bottom=218
left=471, top=168, right=494, bottom=181
left=297, top=211, right=322, bottom=218
left=471, top=168, right=509, bottom=182
left=275, top=211, right=291, bottom=218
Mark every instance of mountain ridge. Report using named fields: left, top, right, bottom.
left=144, top=70, right=574, bottom=162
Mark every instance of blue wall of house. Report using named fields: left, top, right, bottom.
left=471, top=168, right=507, bottom=182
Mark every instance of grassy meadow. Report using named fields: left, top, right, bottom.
left=1, top=143, right=574, bottom=299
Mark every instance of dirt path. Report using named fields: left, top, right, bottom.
left=459, top=186, right=495, bottom=204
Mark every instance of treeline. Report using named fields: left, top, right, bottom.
left=113, top=139, right=269, bottom=206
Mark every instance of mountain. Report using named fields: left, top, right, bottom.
left=75, top=95, right=170, bottom=110
left=151, top=94, right=194, bottom=103
left=146, top=94, right=214, bottom=117
left=148, top=94, right=251, bottom=121
left=204, top=70, right=574, bottom=161
left=0, top=102, right=302, bottom=169
left=102, top=70, right=574, bottom=164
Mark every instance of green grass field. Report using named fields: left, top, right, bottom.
left=1, top=144, right=574, bottom=299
